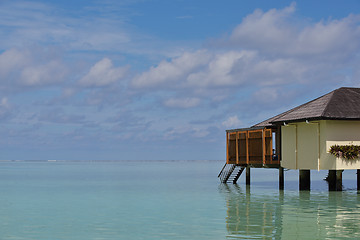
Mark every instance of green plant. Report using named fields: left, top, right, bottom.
left=329, top=144, right=360, bottom=160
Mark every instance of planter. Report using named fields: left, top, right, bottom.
left=329, top=144, right=360, bottom=160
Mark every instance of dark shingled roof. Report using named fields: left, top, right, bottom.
left=252, top=87, right=360, bottom=128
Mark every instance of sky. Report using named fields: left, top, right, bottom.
left=0, top=0, right=360, bottom=161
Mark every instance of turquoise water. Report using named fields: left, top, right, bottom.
left=0, top=161, right=359, bottom=239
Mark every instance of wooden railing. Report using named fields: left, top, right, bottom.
left=226, top=128, right=280, bottom=166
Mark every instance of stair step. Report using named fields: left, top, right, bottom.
left=218, top=164, right=246, bottom=183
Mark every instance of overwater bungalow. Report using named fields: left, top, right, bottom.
left=219, top=87, right=360, bottom=191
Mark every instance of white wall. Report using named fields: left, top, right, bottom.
left=322, top=121, right=360, bottom=170
left=281, top=120, right=360, bottom=170
left=281, top=122, right=319, bottom=170
left=297, top=123, right=319, bottom=169
left=281, top=124, right=296, bottom=169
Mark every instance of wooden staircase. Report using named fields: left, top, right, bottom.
left=218, top=164, right=245, bottom=184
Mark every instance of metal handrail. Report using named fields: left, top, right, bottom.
left=219, top=164, right=236, bottom=183
left=218, top=163, right=227, bottom=177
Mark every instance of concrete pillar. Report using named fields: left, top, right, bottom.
left=299, top=170, right=310, bottom=191
left=357, top=170, right=360, bottom=191
left=246, top=167, right=250, bottom=185
left=328, top=170, right=342, bottom=191
left=246, top=184, right=250, bottom=195
left=279, top=167, right=284, bottom=190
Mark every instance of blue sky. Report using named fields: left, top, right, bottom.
left=0, top=0, right=359, bottom=160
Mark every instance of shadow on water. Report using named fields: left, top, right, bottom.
left=218, top=184, right=360, bottom=239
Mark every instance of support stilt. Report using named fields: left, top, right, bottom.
left=357, top=170, right=360, bottom=191
left=246, top=167, right=250, bottom=185
left=246, top=184, right=250, bottom=197
left=328, top=170, right=342, bottom=191
left=279, top=167, right=284, bottom=190
left=299, top=170, right=310, bottom=191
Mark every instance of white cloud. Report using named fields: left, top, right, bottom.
left=222, top=116, right=242, bottom=128
left=163, top=97, right=200, bottom=108
left=132, top=3, right=360, bottom=107
left=0, top=2, right=128, bottom=50
left=0, top=47, right=68, bottom=88
left=229, top=3, right=360, bottom=57
left=79, top=58, right=129, bottom=87
left=229, top=3, right=296, bottom=54
left=0, top=1, right=185, bottom=61
left=131, top=50, right=210, bottom=88
left=0, top=48, right=30, bottom=77
left=186, top=50, right=256, bottom=87
left=294, top=16, right=360, bottom=57
left=131, top=47, right=312, bottom=91
left=20, top=60, right=67, bottom=86
left=132, top=50, right=260, bottom=89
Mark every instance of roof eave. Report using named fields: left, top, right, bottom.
left=270, top=117, right=360, bottom=125
left=226, top=126, right=268, bottom=133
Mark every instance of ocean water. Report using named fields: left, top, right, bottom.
left=0, top=160, right=359, bottom=239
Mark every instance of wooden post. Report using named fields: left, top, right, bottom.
left=299, top=170, right=310, bottom=191
left=246, top=131, right=249, bottom=164
left=262, top=129, right=266, bottom=165
left=328, top=170, right=342, bottom=191
left=226, top=132, right=229, bottom=164
left=246, top=166, right=250, bottom=185
left=236, top=132, right=239, bottom=164
left=279, top=167, right=284, bottom=190
left=357, top=170, right=360, bottom=191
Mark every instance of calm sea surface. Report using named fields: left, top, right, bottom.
left=0, top=160, right=359, bottom=239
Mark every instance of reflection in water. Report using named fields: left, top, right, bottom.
left=219, top=184, right=360, bottom=239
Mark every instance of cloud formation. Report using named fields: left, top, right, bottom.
left=132, top=50, right=211, bottom=88
left=222, top=116, right=242, bottom=128
left=0, top=47, right=68, bottom=89
left=131, top=3, right=360, bottom=113
left=79, top=58, right=129, bottom=87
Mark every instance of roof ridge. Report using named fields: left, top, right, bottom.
left=269, top=90, right=334, bottom=123
left=321, top=87, right=360, bottom=118
left=339, top=86, right=358, bottom=90
left=319, top=89, right=336, bottom=117
left=346, top=87, right=360, bottom=95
